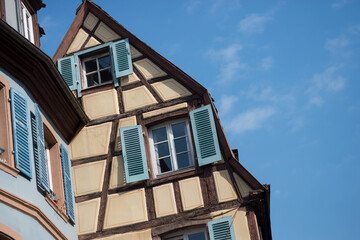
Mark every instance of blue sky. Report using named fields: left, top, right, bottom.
left=38, top=1, right=360, bottom=239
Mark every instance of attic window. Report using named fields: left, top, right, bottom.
left=82, top=52, right=113, bottom=88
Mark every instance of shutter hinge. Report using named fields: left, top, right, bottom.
left=8, top=98, right=11, bottom=102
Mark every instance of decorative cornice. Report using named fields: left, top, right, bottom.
left=0, top=188, right=69, bottom=240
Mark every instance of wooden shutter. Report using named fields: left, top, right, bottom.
left=57, top=56, right=77, bottom=91
left=34, top=105, right=50, bottom=192
left=10, top=88, right=31, bottom=178
left=120, top=125, right=149, bottom=183
left=208, top=216, right=236, bottom=240
left=111, top=39, right=133, bottom=79
left=190, top=104, right=221, bottom=166
left=60, top=144, right=75, bottom=223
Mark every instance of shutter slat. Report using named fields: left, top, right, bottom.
left=60, top=144, right=75, bottom=223
left=120, top=125, right=149, bottom=183
left=58, top=56, right=77, bottom=91
left=111, top=39, right=133, bottom=79
left=10, top=88, right=31, bottom=178
left=190, top=104, right=221, bottom=166
left=208, top=216, right=236, bottom=240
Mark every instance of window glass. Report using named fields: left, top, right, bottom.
left=4, top=0, right=19, bottom=31
left=188, top=232, right=206, bottom=240
left=83, top=53, right=113, bottom=88
left=21, top=3, right=33, bottom=43
left=150, top=120, right=194, bottom=176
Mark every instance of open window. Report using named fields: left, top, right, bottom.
left=3, top=0, right=35, bottom=43
left=57, top=39, right=133, bottom=97
left=31, top=104, right=75, bottom=223
left=149, top=119, right=194, bottom=176
left=0, top=79, right=16, bottom=176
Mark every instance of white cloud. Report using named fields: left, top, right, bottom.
left=324, top=35, right=350, bottom=52
left=210, top=0, right=241, bottom=14
left=306, top=67, right=345, bottom=107
left=225, top=107, right=276, bottom=133
left=349, top=24, right=360, bottom=35
left=207, top=44, right=247, bottom=82
left=219, top=95, right=239, bottom=116
left=185, top=0, right=201, bottom=14
left=331, top=0, right=348, bottom=8
left=260, top=57, right=274, bottom=71
left=238, top=13, right=271, bottom=35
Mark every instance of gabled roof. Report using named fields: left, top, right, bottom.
left=53, top=0, right=206, bottom=96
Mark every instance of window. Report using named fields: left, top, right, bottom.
left=20, top=2, right=34, bottom=43
left=58, top=39, right=133, bottom=97
left=0, top=79, right=15, bottom=175
left=4, top=0, right=20, bottom=31
left=149, top=120, right=194, bottom=176
left=32, top=105, right=75, bottom=222
left=163, top=228, right=207, bottom=240
left=3, top=0, right=34, bottom=43
left=83, top=52, right=113, bottom=88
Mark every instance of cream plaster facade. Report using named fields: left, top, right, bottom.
left=178, top=177, right=204, bottom=211
left=122, top=86, right=158, bottom=112
left=76, top=198, right=101, bottom=235
left=213, top=170, right=237, bottom=203
left=103, top=189, right=148, bottom=229
left=70, top=122, right=112, bottom=160
left=151, top=79, right=192, bottom=101
left=153, top=183, right=177, bottom=218
left=72, top=160, right=106, bottom=196
left=82, top=89, right=119, bottom=120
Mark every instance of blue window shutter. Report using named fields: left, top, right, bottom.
left=120, top=125, right=149, bottom=183
left=57, top=56, right=77, bottom=90
left=10, top=88, right=31, bottom=178
left=60, top=144, right=75, bottom=223
left=34, top=105, right=50, bottom=192
left=190, top=104, right=221, bottom=166
left=111, top=39, right=133, bottom=81
left=208, top=216, right=236, bottom=240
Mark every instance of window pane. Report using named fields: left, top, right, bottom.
left=174, top=137, right=188, bottom=153
left=188, top=232, right=206, bottom=240
left=155, top=142, right=170, bottom=158
left=84, top=59, right=97, bottom=73
left=152, top=127, right=167, bottom=143
left=5, top=0, right=19, bottom=31
left=172, top=122, right=187, bottom=138
left=100, top=69, right=113, bottom=83
left=98, top=55, right=111, bottom=69
left=87, top=73, right=99, bottom=87
left=176, top=152, right=191, bottom=169
left=159, top=157, right=172, bottom=173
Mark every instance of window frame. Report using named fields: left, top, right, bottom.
left=0, top=77, right=17, bottom=177
left=81, top=51, right=114, bottom=89
left=149, top=119, right=195, bottom=177
left=163, top=228, right=208, bottom=240
left=20, top=1, right=33, bottom=43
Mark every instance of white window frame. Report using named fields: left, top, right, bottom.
left=163, top=228, right=208, bottom=240
left=21, top=2, right=34, bottom=43
left=82, top=52, right=114, bottom=89
left=149, top=119, right=194, bottom=177
left=44, top=140, right=53, bottom=191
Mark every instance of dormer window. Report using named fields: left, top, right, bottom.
left=83, top=53, right=113, bottom=88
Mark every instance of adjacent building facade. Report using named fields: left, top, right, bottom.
left=0, top=0, right=87, bottom=239
left=53, top=1, right=272, bottom=240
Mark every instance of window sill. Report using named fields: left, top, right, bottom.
left=45, top=193, right=69, bottom=223
left=0, top=161, right=19, bottom=178
left=81, top=81, right=114, bottom=96
left=148, top=167, right=199, bottom=186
